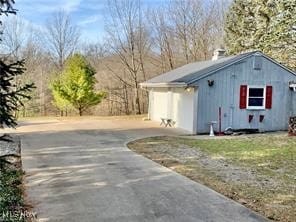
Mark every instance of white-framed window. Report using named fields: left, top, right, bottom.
left=247, top=86, right=265, bottom=110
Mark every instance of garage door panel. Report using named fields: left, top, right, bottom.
left=149, top=89, right=195, bottom=133
left=150, top=91, right=168, bottom=121
left=172, top=91, right=194, bottom=132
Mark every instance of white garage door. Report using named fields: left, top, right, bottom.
left=149, top=89, right=169, bottom=121
left=171, top=89, right=195, bottom=132
left=149, top=88, right=196, bottom=133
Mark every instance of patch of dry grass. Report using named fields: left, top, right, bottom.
left=128, top=135, right=296, bottom=222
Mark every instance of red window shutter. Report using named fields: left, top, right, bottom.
left=265, top=85, right=273, bottom=109
left=239, top=85, right=247, bottom=109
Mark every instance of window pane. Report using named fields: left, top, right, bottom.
left=249, top=88, right=264, bottom=97
left=249, top=98, right=264, bottom=107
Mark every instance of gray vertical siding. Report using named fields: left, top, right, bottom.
left=193, top=55, right=296, bottom=133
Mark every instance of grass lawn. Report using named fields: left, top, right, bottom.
left=0, top=167, right=25, bottom=222
left=128, top=133, right=296, bottom=222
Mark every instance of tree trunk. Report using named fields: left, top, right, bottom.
left=78, top=108, right=83, bottom=116
left=135, top=87, right=141, bottom=115
left=123, top=84, right=129, bottom=115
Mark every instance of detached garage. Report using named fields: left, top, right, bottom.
left=141, top=50, right=296, bottom=134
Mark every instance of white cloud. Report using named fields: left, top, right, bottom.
left=16, top=0, right=82, bottom=14
left=78, top=15, right=101, bottom=26
left=62, top=0, right=82, bottom=13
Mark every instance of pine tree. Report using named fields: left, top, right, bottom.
left=51, top=54, right=106, bottom=116
left=263, top=0, right=296, bottom=70
left=224, top=0, right=258, bottom=53
left=0, top=1, right=34, bottom=128
left=224, top=0, right=296, bottom=70
left=50, top=82, right=73, bottom=115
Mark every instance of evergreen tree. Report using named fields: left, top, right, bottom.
left=51, top=85, right=73, bottom=115
left=0, top=0, right=34, bottom=128
left=225, top=0, right=296, bottom=70
left=224, top=0, right=258, bottom=53
left=51, top=54, right=106, bottom=116
left=263, top=1, right=296, bottom=69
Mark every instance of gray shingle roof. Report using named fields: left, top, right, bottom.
left=142, top=51, right=257, bottom=86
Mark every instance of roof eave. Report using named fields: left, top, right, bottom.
left=140, top=82, right=187, bottom=88
left=259, top=53, right=296, bottom=76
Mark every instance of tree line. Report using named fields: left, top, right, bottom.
left=0, top=0, right=295, bottom=117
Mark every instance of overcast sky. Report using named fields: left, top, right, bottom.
left=13, top=0, right=166, bottom=43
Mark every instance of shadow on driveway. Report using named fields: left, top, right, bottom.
left=13, top=119, right=268, bottom=222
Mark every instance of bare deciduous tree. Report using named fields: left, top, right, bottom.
left=21, top=40, right=54, bottom=116
left=169, top=0, right=193, bottom=64
left=149, top=0, right=225, bottom=71
left=1, top=16, right=27, bottom=59
left=105, top=0, right=150, bottom=115
left=45, top=11, right=80, bottom=69
left=169, top=0, right=225, bottom=62
left=150, top=7, right=176, bottom=71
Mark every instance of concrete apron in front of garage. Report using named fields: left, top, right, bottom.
left=13, top=119, right=268, bottom=222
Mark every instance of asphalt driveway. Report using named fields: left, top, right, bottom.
left=10, top=118, right=267, bottom=222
